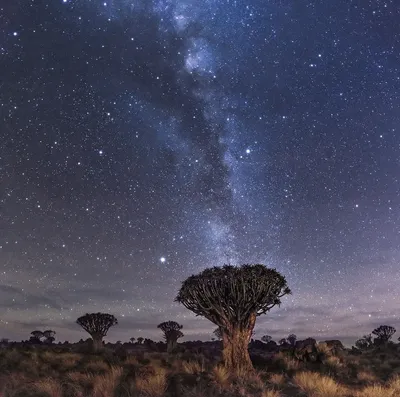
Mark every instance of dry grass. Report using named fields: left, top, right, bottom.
left=1, top=344, right=400, bottom=397
left=91, top=365, right=124, bottom=397
left=124, top=355, right=139, bottom=366
left=181, top=359, right=205, bottom=374
left=262, top=390, right=281, bottom=397
left=34, top=377, right=64, bottom=397
left=388, top=374, right=400, bottom=391
left=85, top=359, right=110, bottom=373
left=67, top=371, right=94, bottom=388
left=268, top=373, right=285, bottom=387
left=59, top=353, right=81, bottom=369
left=294, top=371, right=347, bottom=397
left=354, top=384, right=395, bottom=397
left=0, top=372, right=31, bottom=396
left=211, top=364, right=230, bottom=388
left=357, top=370, right=378, bottom=384
left=135, top=367, right=168, bottom=397
left=276, top=352, right=300, bottom=372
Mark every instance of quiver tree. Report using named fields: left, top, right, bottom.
left=137, top=337, right=144, bottom=345
left=130, top=337, right=135, bottom=344
left=372, top=325, right=396, bottom=345
left=175, top=264, right=291, bottom=372
left=157, top=321, right=183, bottom=353
left=76, top=313, right=117, bottom=352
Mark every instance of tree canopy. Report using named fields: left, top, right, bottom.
left=372, top=325, right=396, bottom=343
left=76, top=313, right=118, bottom=337
left=175, top=264, right=291, bottom=329
left=157, top=321, right=184, bottom=341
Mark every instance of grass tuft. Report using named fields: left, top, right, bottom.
left=135, top=367, right=168, bottom=397
left=294, top=371, right=347, bottom=397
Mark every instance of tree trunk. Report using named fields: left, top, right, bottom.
left=92, top=335, right=103, bottom=352
left=222, top=327, right=253, bottom=373
left=167, top=339, right=177, bottom=353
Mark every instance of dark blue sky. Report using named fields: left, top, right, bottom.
left=0, top=0, right=399, bottom=344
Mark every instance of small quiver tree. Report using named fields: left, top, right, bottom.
left=76, top=313, right=118, bottom=352
left=175, top=264, right=291, bottom=372
left=372, top=325, right=396, bottom=345
left=157, top=321, right=183, bottom=353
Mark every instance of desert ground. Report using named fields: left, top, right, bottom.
left=1, top=339, right=400, bottom=397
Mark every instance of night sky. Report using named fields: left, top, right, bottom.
left=1, top=0, right=399, bottom=345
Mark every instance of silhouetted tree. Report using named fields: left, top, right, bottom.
left=30, top=330, right=44, bottom=344
left=355, top=334, right=373, bottom=350
left=158, top=321, right=184, bottom=353
left=261, top=335, right=272, bottom=343
left=43, top=330, right=56, bottom=344
left=137, top=337, right=144, bottom=345
left=175, top=264, right=291, bottom=372
left=76, top=313, right=118, bottom=352
left=279, top=338, right=287, bottom=345
left=287, top=334, right=297, bottom=346
left=130, top=337, right=135, bottom=344
left=372, top=325, right=396, bottom=344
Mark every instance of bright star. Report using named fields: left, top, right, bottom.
left=160, top=257, right=166, bottom=263
left=246, top=148, right=251, bottom=154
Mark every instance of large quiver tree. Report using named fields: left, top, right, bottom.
left=76, top=313, right=118, bottom=352
left=157, top=321, right=183, bottom=353
left=175, top=264, right=291, bottom=372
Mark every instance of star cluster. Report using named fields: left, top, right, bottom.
left=0, top=0, right=399, bottom=344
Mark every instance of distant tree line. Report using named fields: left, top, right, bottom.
left=5, top=263, right=398, bottom=374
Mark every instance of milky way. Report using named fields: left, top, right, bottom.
left=1, top=0, right=399, bottom=345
